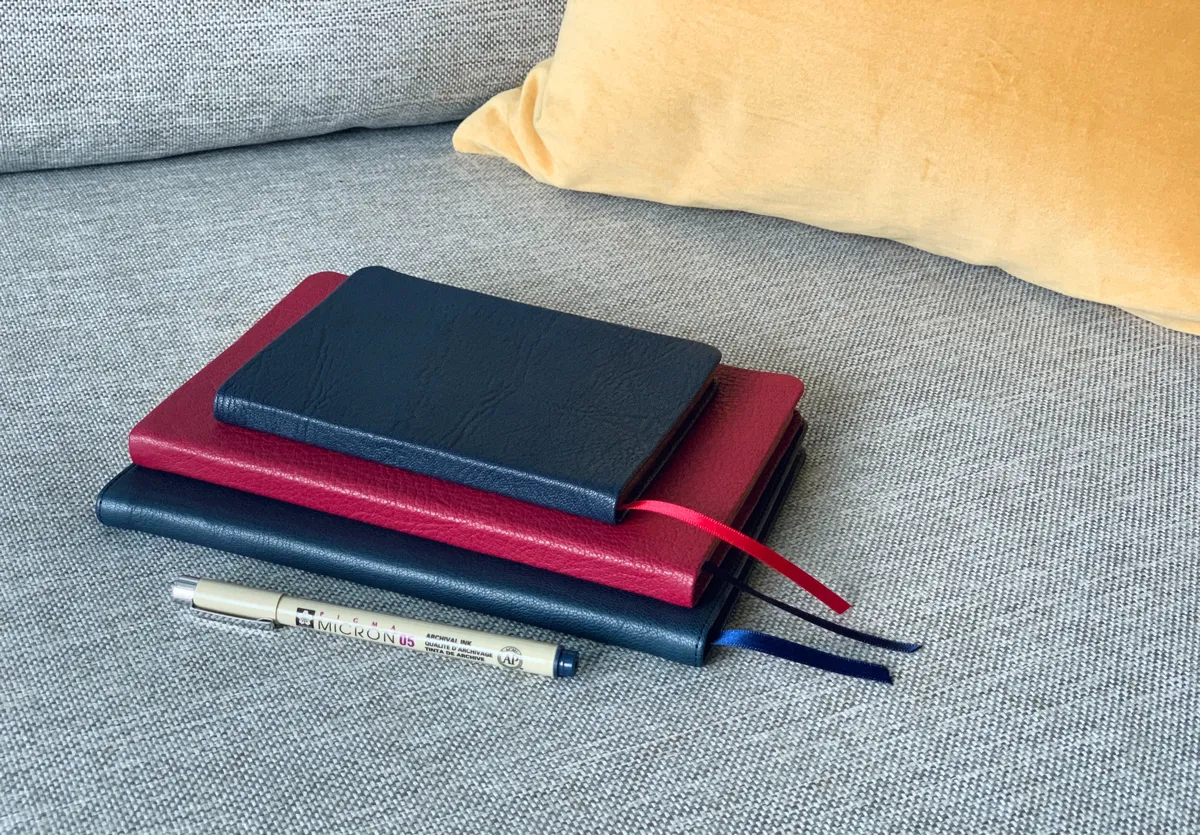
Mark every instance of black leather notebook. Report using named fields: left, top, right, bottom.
left=213, top=267, right=720, bottom=523
left=95, top=441, right=802, bottom=667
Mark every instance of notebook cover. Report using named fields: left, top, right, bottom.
left=98, top=428, right=804, bottom=667
left=213, top=266, right=721, bottom=523
left=131, top=272, right=804, bottom=607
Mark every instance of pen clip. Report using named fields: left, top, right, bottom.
left=185, top=605, right=278, bottom=632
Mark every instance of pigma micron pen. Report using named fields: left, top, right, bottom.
left=170, top=576, right=580, bottom=678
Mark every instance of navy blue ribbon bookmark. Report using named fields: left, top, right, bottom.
left=704, top=561, right=921, bottom=653
left=712, top=630, right=893, bottom=684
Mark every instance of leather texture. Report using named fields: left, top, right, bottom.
left=98, top=433, right=804, bottom=666
left=214, top=265, right=721, bottom=523
left=134, top=272, right=803, bottom=606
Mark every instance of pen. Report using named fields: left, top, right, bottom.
left=170, top=576, right=580, bottom=678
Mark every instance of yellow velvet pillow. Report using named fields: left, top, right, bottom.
left=454, top=0, right=1200, bottom=334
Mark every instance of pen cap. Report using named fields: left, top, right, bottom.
left=182, top=578, right=283, bottom=622
left=554, top=648, right=580, bottom=678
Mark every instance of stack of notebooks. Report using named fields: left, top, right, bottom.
left=97, top=267, right=916, bottom=681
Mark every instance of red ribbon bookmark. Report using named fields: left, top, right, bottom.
left=620, top=499, right=851, bottom=614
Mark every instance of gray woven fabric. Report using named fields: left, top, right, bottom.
left=1, top=124, right=1198, bottom=832
left=0, top=0, right=564, bottom=173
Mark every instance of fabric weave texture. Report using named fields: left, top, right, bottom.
left=1, top=124, right=1197, bottom=832
left=0, top=0, right=565, bottom=173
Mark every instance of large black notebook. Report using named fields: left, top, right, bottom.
left=213, top=267, right=720, bottom=523
left=96, top=441, right=802, bottom=667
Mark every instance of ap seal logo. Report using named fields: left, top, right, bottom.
left=497, top=646, right=524, bottom=670
left=295, top=608, right=317, bottom=629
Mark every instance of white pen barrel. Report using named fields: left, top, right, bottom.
left=276, top=595, right=561, bottom=678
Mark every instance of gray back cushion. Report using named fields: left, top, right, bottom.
left=0, top=1, right=565, bottom=173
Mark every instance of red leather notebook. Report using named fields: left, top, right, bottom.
left=129, top=272, right=804, bottom=606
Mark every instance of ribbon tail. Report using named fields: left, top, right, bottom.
left=621, top=498, right=850, bottom=613
left=713, top=629, right=893, bottom=684
left=704, top=561, right=920, bottom=653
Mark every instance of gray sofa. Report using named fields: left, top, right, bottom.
left=2, top=5, right=1197, bottom=832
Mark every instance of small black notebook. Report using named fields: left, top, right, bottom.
left=214, top=267, right=720, bottom=523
